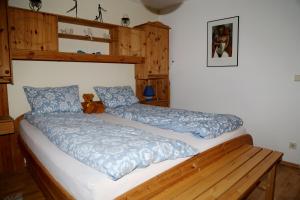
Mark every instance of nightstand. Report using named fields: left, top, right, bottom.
left=0, top=116, right=14, bottom=135
left=140, top=100, right=169, bottom=107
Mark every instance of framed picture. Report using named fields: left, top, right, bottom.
left=207, top=16, right=239, bottom=67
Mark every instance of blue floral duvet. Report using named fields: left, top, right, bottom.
left=106, top=104, right=243, bottom=139
left=25, top=113, right=197, bottom=180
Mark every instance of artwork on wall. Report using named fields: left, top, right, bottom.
left=207, top=16, right=239, bottom=67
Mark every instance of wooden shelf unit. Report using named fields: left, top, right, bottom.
left=8, top=7, right=145, bottom=64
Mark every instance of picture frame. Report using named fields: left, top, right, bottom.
left=207, top=16, right=239, bottom=67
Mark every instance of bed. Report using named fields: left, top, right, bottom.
left=17, top=112, right=247, bottom=200
left=16, top=87, right=281, bottom=200
left=16, top=106, right=255, bottom=200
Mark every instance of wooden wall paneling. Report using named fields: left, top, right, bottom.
left=8, top=7, right=58, bottom=51
left=0, top=0, right=12, bottom=83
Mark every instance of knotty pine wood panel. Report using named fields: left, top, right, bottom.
left=110, top=27, right=145, bottom=57
left=8, top=7, right=58, bottom=51
left=135, top=23, right=169, bottom=79
left=0, top=0, right=12, bottom=83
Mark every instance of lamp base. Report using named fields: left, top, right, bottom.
left=144, top=96, right=153, bottom=102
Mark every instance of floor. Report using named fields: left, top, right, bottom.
left=247, top=164, right=300, bottom=200
left=0, top=164, right=299, bottom=200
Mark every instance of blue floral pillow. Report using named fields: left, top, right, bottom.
left=94, top=86, right=139, bottom=108
left=23, top=85, right=82, bottom=114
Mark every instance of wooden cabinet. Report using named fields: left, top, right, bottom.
left=134, top=22, right=170, bottom=106
left=110, top=27, right=146, bottom=57
left=8, top=7, right=58, bottom=51
left=0, top=0, right=12, bottom=83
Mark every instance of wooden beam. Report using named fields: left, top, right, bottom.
left=11, top=50, right=145, bottom=64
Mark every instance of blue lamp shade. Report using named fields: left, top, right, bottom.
left=143, top=85, right=155, bottom=101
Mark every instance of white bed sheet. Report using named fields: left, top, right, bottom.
left=20, top=113, right=246, bottom=200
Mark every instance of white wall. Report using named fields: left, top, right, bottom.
left=8, top=0, right=158, bottom=118
left=160, top=0, right=300, bottom=164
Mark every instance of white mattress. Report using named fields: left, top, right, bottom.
left=20, top=113, right=246, bottom=200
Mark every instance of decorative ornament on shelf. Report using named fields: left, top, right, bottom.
left=121, top=14, right=130, bottom=27
left=66, top=0, right=78, bottom=18
left=29, top=0, right=42, bottom=12
left=84, top=28, right=93, bottom=40
left=143, top=85, right=155, bottom=101
left=95, top=2, right=107, bottom=22
left=102, top=33, right=111, bottom=39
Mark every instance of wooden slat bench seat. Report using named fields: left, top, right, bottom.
left=118, top=142, right=282, bottom=200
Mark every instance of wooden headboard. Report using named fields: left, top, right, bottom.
left=81, top=93, right=105, bottom=114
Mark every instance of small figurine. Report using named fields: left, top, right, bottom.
left=66, top=0, right=78, bottom=18
left=121, top=14, right=130, bottom=27
left=29, top=0, right=42, bottom=11
left=84, top=28, right=93, bottom=40
left=95, top=3, right=107, bottom=22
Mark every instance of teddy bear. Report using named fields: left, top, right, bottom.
left=82, top=93, right=104, bottom=114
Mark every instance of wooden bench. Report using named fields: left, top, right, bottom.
left=118, top=143, right=282, bottom=200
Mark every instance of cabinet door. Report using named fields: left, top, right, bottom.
left=156, top=78, right=169, bottom=101
left=157, top=28, right=169, bottom=75
left=145, top=27, right=169, bottom=77
left=0, top=0, right=11, bottom=83
left=110, top=27, right=145, bottom=57
left=145, top=27, right=160, bottom=76
left=8, top=8, right=58, bottom=51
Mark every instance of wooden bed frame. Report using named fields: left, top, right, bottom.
left=15, top=99, right=283, bottom=200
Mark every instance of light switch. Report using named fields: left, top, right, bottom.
left=295, top=75, right=300, bottom=81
